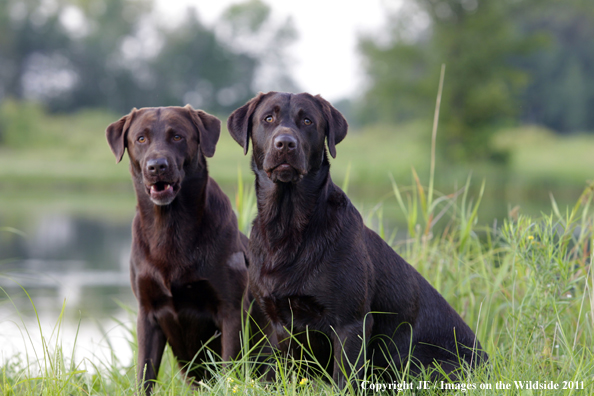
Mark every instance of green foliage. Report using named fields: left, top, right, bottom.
left=234, top=167, right=257, bottom=236
left=148, top=9, right=257, bottom=113
left=0, top=0, right=297, bottom=114
left=0, top=98, right=117, bottom=158
left=0, top=0, right=72, bottom=99
left=221, top=0, right=271, bottom=35
left=218, top=0, right=299, bottom=93
left=518, top=0, right=594, bottom=133
left=0, top=100, right=44, bottom=148
left=359, top=0, right=541, bottom=162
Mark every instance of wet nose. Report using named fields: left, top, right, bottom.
left=146, top=157, right=169, bottom=175
left=273, top=134, right=297, bottom=152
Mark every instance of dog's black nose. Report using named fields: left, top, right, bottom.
left=147, top=158, right=169, bottom=175
left=273, top=134, right=297, bottom=152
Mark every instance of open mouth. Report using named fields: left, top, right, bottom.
left=150, top=181, right=173, bottom=194
left=145, top=181, right=180, bottom=205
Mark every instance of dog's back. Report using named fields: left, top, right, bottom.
left=364, top=222, right=487, bottom=375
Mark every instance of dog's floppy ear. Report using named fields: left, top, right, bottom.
left=315, top=95, right=348, bottom=158
left=185, top=105, right=221, bottom=158
left=106, top=108, right=137, bottom=163
left=227, top=92, right=267, bottom=155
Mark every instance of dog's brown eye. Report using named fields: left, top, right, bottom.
left=173, top=135, right=182, bottom=141
left=304, top=118, right=312, bottom=126
left=138, top=136, right=146, bottom=143
left=265, top=115, right=274, bottom=123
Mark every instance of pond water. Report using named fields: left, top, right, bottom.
left=0, top=206, right=137, bottom=367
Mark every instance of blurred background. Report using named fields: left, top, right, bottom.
left=1, top=0, right=594, bottom=364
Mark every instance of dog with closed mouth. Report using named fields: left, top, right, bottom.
left=106, top=105, right=253, bottom=394
left=227, top=92, right=488, bottom=388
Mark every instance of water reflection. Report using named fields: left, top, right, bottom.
left=0, top=212, right=137, bottom=365
left=2, top=213, right=131, bottom=270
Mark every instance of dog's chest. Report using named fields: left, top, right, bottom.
left=250, top=249, right=330, bottom=330
left=259, top=293, right=329, bottom=332
left=171, top=278, right=220, bottom=313
left=136, top=271, right=221, bottom=322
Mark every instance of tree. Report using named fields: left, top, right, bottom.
left=218, top=0, right=299, bottom=93
left=53, top=0, right=153, bottom=112
left=0, top=0, right=297, bottom=115
left=0, top=0, right=71, bottom=101
left=148, top=8, right=258, bottom=114
left=359, top=0, right=539, bottom=162
left=517, top=0, right=594, bottom=133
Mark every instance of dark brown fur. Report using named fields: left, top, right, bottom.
left=227, top=92, right=488, bottom=388
left=106, top=106, right=252, bottom=394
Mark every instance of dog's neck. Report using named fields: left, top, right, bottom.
left=133, top=169, right=209, bottom=248
left=253, top=159, right=332, bottom=252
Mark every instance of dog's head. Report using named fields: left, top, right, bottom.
left=106, top=105, right=220, bottom=205
left=227, top=92, right=347, bottom=183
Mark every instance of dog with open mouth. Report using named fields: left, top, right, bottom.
left=106, top=105, right=255, bottom=394
left=228, top=92, right=488, bottom=389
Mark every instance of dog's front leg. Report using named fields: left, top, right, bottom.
left=136, top=310, right=167, bottom=395
left=221, top=309, right=242, bottom=362
left=331, top=316, right=374, bottom=390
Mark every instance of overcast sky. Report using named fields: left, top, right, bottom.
left=154, top=0, right=391, bottom=101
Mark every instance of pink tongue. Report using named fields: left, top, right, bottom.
left=150, top=184, right=172, bottom=194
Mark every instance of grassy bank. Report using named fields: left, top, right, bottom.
left=2, top=172, right=593, bottom=395
left=2, top=101, right=594, bottom=188
left=1, top=100, right=594, bottom=223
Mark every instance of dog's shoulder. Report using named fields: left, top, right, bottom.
left=203, top=176, right=237, bottom=226
left=322, top=181, right=367, bottom=231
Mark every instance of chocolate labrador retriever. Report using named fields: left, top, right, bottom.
left=106, top=106, right=252, bottom=394
left=227, top=92, right=488, bottom=388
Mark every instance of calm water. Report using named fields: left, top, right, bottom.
left=0, top=202, right=137, bottom=366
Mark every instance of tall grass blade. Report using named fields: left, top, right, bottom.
left=341, top=161, right=352, bottom=194
left=428, top=64, right=446, bottom=215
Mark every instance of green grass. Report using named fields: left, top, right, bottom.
left=494, top=125, right=594, bottom=183
left=2, top=173, right=594, bottom=394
